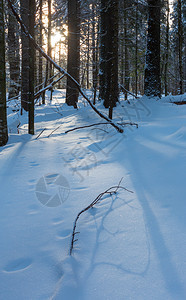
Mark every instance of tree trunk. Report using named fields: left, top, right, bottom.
left=21, top=0, right=29, bottom=111
left=99, top=0, right=119, bottom=119
left=66, top=0, right=80, bottom=108
left=92, top=3, right=98, bottom=105
left=28, top=0, right=35, bottom=135
left=39, top=0, right=43, bottom=89
left=164, top=0, right=169, bottom=96
left=178, top=0, right=183, bottom=94
left=135, top=0, right=138, bottom=97
left=144, top=0, right=161, bottom=98
left=0, top=0, right=8, bottom=146
left=124, top=0, right=129, bottom=100
left=7, top=0, right=20, bottom=99
left=183, top=0, right=186, bottom=93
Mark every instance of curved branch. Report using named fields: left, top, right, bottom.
left=70, top=182, right=133, bottom=255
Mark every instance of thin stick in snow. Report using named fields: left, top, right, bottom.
left=70, top=181, right=133, bottom=255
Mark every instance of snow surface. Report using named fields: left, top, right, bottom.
left=0, top=91, right=186, bottom=300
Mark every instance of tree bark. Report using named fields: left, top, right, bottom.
left=164, top=0, right=169, bottom=96
left=28, top=0, right=35, bottom=135
left=21, top=0, right=30, bottom=111
left=39, top=0, right=43, bottom=89
left=7, top=0, right=20, bottom=99
left=178, top=0, right=183, bottom=94
left=99, top=0, right=119, bottom=119
left=0, top=0, right=8, bottom=146
left=144, top=0, right=161, bottom=98
left=66, top=0, right=80, bottom=108
left=124, top=0, right=129, bottom=100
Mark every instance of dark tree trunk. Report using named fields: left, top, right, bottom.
left=21, top=0, right=29, bottom=111
left=42, top=0, right=52, bottom=104
left=7, top=0, right=20, bottom=100
left=178, top=0, right=183, bottom=94
left=0, top=0, right=8, bottom=146
left=92, top=3, right=98, bottom=105
left=164, top=0, right=169, bottom=96
left=183, top=0, right=186, bottom=93
left=28, top=0, right=35, bottom=135
left=135, top=0, right=138, bottom=97
left=39, top=0, right=43, bottom=88
left=144, top=0, right=161, bottom=98
left=124, top=0, right=129, bottom=100
left=66, top=0, right=80, bottom=108
left=99, top=0, right=119, bottom=119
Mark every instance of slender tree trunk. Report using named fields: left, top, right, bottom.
left=66, top=0, right=80, bottom=108
left=135, top=0, right=138, bottom=97
left=28, top=0, right=35, bottom=135
left=48, top=0, right=52, bottom=81
left=42, top=0, right=52, bottom=104
left=164, top=0, right=169, bottom=96
left=92, top=3, right=98, bottom=105
left=39, top=0, right=43, bottom=89
left=0, top=0, right=8, bottom=146
left=21, top=0, right=29, bottom=111
left=86, top=20, right=90, bottom=89
left=124, top=0, right=129, bottom=100
left=144, top=0, right=161, bottom=98
left=178, top=0, right=183, bottom=94
left=7, top=0, right=20, bottom=99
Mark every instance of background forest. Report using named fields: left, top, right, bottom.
left=0, top=0, right=185, bottom=145
left=0, top=1, right=186, bottom=299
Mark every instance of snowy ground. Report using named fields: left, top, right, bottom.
left=0, top=90, right=186, bottom=300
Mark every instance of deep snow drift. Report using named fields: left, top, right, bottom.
left=0, top=91, right=186, bottom=300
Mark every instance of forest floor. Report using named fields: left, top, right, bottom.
left=0, top=90, right=186, bottom=300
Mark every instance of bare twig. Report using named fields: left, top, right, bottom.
left=70, top=181, right=133, bottom=255
left=65, top=122, right=110, bottom=134
left=118, top=121, right=138, bottom=128
left=47, top=125, right=62, bottom=137
left=35, top=128, right=46, bottom=139
left=8, top=0, right=123, bottom=134
left=65, top=121, right=138, bottom=134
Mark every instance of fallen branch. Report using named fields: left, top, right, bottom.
left=35, top=72, right=60, bottom=91
left=65, top=121, right=138, bottom=134
left=120, top=84, right=140, bottom=99
left=118, top=121, right=138, bottom=128
left=65, top=122, right=110, bottom=134
left=70, top=181, right=133, bottom=255
left=47, top=125, right=62, bottom=137
left=35, top=128, right=46, bottom=139
left=8, top=0, right=123, bottom=134
left=34, top=74, right=65, bottom=99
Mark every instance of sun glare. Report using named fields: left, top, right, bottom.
left=51, top=32, right=62, bottom=47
